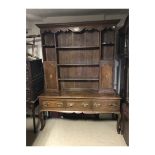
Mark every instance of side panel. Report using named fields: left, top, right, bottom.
left=43, top=61, right=59, bottom=92
left=99, top=60, right=114, bottom=93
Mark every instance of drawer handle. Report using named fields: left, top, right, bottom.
left=68, top=103, right=74, bottom=107
left=109, top=103, right=116, bottom=106
left=43, top=102, right=49, bottom=107
left=81, top=103, right=89, bottom=107
left=57, top=102, right=63, bottom=107
left=94, top=103, right=101, bottom=107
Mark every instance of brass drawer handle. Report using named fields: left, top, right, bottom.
left=57, top=102, right=63, bottom=107
left=67, top=103, right=74, bottom=107
left=109, top=103, right=116, bottom=106
left=81, top=102, right=89, bottom=107
left=43, top=102, right=49, bottom=107
left=94, top=103, right=101, bottom=107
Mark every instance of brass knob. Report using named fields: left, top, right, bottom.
left=68, top=103, right=74, bottom=107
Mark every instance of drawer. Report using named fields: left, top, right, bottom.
left=66, top=100, right=91, bottom=111
left=92, top=100, right=120, bottom=112
left=41, top=100, right=64, bottom=108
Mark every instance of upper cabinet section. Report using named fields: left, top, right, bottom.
left=37, top=20, right=120, bottom=92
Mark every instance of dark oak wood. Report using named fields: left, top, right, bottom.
left=36, top=20, right=121, bottom=133
left=38, top=91, right=121, bottom=132
left=99, top=61, right=114, bottom=93
left=118, top=16, right=129, bottom=145
left=43, top=61, right=59, bottom=92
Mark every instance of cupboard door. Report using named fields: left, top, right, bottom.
left=99, top=61, right=114, bottom=93
left=43, top=61, right=59, bottom=92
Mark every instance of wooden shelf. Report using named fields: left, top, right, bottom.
left=57, top=64, right=99, bottom=66
left=58, top=78, right=99, bottom=81
left=56, top=46, right=99, bottom=50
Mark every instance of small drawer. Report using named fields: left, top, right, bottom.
left=66, top=100, right=91, bottom=111
left=42, top=100, right=64, bottom=108
left=93, top=100, right=120, bottom=112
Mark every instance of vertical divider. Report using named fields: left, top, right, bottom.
left=99, top=30, right=102, bottom=60
left=99, top=30, right=102, bottom=90
left=41, top=33, right=46, bottom=61
left=54, top=33, right=60, bottom=91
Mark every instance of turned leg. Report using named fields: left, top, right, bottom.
left=117, top=113, right=121, bottom=134
left=39, top=111, right=45, bottom=130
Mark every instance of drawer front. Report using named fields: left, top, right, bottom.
left=41, top=100, right=64, bottom=108
left=40, top=99, right=120, bottom=112
left=93, top=100, right=120, bottom=112
left=66, top=100, right=91, bottom=111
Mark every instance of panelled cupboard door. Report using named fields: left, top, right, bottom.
left=99, top=61, right=114, bottom=93
left=43, top=61, right=59, bottom=92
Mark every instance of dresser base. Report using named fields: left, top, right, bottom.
left=39, top=91, right=121, bottom=133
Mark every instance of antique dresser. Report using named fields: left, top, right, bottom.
left=36, top=20, right=121, bottom=133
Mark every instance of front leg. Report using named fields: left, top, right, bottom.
left=117, top=113, right=121, bottom=134
left=39, top=111, right=45, bottom=130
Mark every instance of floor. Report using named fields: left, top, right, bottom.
left=26, top=117, right=127, bottom=146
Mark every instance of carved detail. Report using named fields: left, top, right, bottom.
left=40, top=25, right=115, bottom=34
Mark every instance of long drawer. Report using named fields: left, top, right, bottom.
left=40, top=99, right=120, bottom=112
left=66, top=100, right=91, bottom=111
left=92, top=100, right=120, bottom=112
left=41, top=100, right=64, bottom=109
